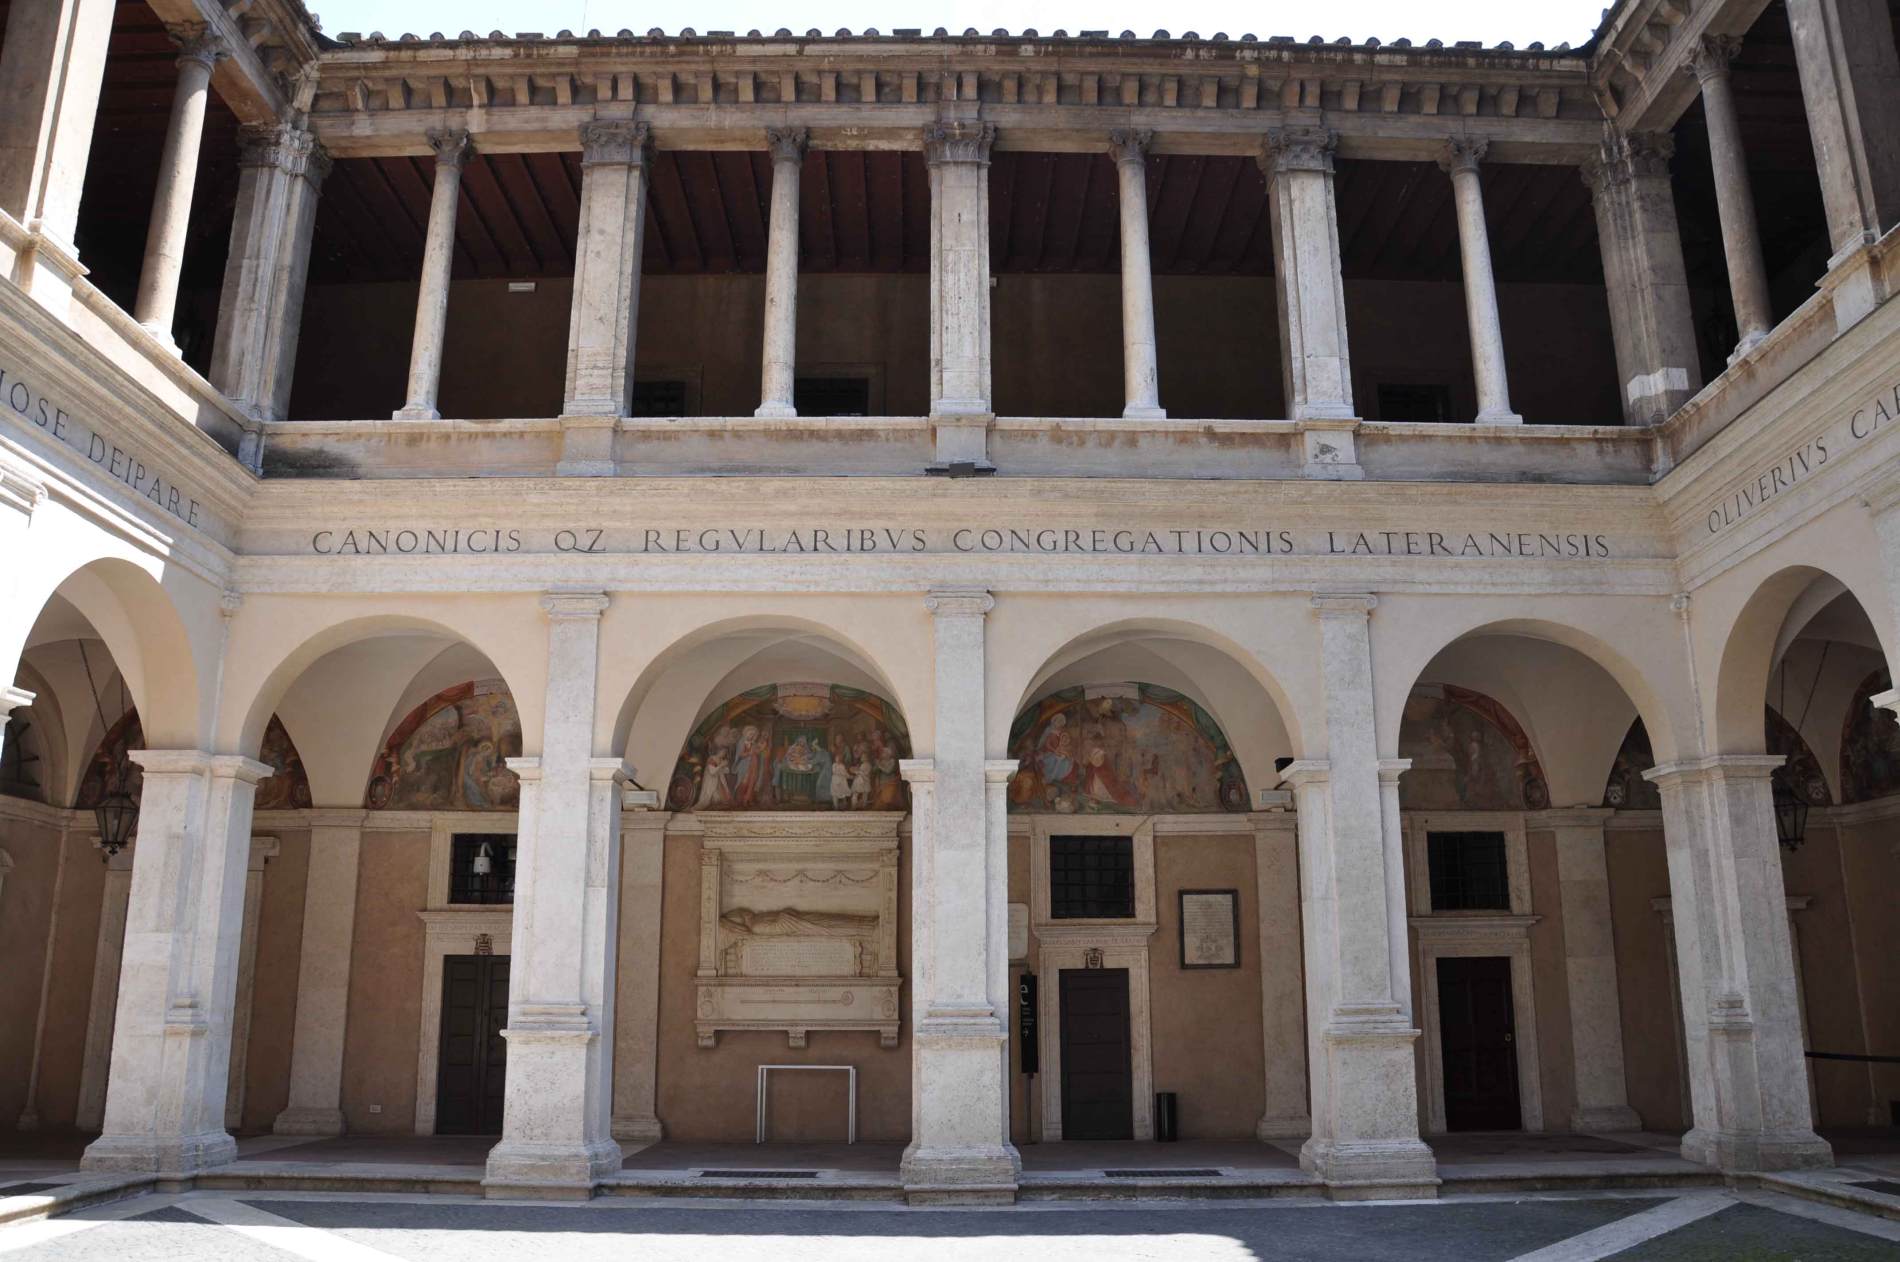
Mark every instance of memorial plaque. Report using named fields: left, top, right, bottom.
left=1179, top=889, right=1239, bottom=969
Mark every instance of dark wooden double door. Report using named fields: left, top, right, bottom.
left=436, top=954, right=509, bottom=1135
left=1437, top=955, right=1523, bottom=1132
left=1059, top=967, right=1134, bottom=1140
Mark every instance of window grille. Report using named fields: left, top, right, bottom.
left=1049, top=835, right=1135, bottom=919
left=448, top=833, right=517, bottom=905
left=1426, top=831, right=1510, bottom=911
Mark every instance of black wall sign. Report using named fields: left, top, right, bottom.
left=1019, top=973, right=1038, bottom=1075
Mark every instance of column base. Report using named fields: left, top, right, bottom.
left=1299, top=1136, right=1439, bottom=1200
left=1256, top=1113, right=1312, bottom=1140
left=1681, top=1125, right=1833, bottom=1173
left=1473, top=408, right=1524, bottom=425
left=392, top=406, right=442, bottom=421
left=1820, top=237, right=1891, bottom=333
left=1121, top=404, right=1167, bottom=420
left=272, top=1106, right=346, bottom=1136
left=483, top=1137, right=623, bottom=1198
left=1569, top=1105, right=1643, bottom=1134
left=81, top=1128, right=237, bottom=1176
left=610, top=1113, right=664, bottom=1145
left=899, top=1141, right=1021, bottom=1204
left=136, top=321, right=181, bottom=354
left=1727, top=330, right=1769, bottom=364
left=754, top=401, right=798, bottom=418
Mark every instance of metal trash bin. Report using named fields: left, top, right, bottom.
left=1155, top=1091, right=1179, bottom=1142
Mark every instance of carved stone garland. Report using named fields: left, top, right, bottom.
left=694, top=812, right=903, bottom=1049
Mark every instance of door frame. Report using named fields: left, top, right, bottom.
left=414, top=909, right=512, bottom=1135
left=1412, top=918, right=1544, bottom=1134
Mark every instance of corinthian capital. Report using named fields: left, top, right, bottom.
left=426, top=128, right=475, bottom=170
left=1685, top=34, right=1742, bottom=85
left=1108, top=128, right=1152, bottom=168
left=923, top=121, right=996, bottom=167
left=166, top=22, right=230, bottom=70
left=1437, top=135, right=1489, bottom=175
left=765, top=126, right=809, bottom=166
left=1260, top=126, right=1338, bottom=176
left=579, top=120, right=652, bottom=166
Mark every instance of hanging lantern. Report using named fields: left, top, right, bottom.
left=471, top=839, right=495, bottom=876
left=94, top=778, right=139, bottom=860
left=1771, top=770, right=1808, bottom=852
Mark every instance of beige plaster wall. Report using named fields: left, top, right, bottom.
left=339, top=830, right=428, bottom=1133
left=240, top=830, right=309, bottom=1133
left=0, top=819, right=104, bottom=1129
left=1792, top=820, right=1900, bottom=1126
left=1525, top=829, right=1578, bottom=1132
left=650, top=829, right=913, bottom=1142
left=1835, top=818, right=1900, bottom=1126
left=1149, top=834, right=1266, bottom=1139
left=1604, top=825, right=1686, bottom=1131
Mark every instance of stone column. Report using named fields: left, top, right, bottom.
left=756, top=127, right=808, bottom=418
left=1643, top=757, right=1831, bottom=1171
left=1252, top=810, right=1310, bottom=1138
left=0, top=685, right=35, bottom=767
left=1439, top=138, right=1521, bottom=424
left=1538, top=808, right=1642, bottom=1132
left=1376, top=759, right=1413, bottom=1021
left=1284, top=594, right=1435, bottom=1197
left=132, top=25, right=229, bottom=347
left=924, top=121, right=996, bottom=469
left=75, top=842, right=135, bottom=1131
left=562, top=122, right=651, bottom=419
left=395, top=128, right=473, bottom=421
left=273, top=811, right=364, bottom=1135
left=1583, top=133, right=1703, bottom=426
left=0, top=0, right=114, bottom=310
left=223, top=835, right=278, bottom=1130
left=81, top=751, right=272, bottom=1175
left=486, top=591, right=623, bottom=1194
left=210, top=125, right=331, bottom=424
left=900, top=587, right=1019, bottom=1201
left=1262, top=127, right=1356, bottom=423
left=611, top=808, right=667, bottom=1144
left=1786, top=0, right=1900, bottom=327
left=1109, top=129, right=1164, bottom=419
left=1685, top=36, right=1775, bottom=358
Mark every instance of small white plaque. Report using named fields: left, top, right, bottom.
left=1179, top=889, right=1239, bottom=969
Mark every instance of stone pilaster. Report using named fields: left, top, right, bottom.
left=273, top=811, right=365, bottom=1136
left=1439, top=137, right=1521, bottom=424
left=611, top=808, right=668, bottom=1144
left=756, top=127, right=808, bottom=418
left=1583, top=133, right=1703, bottom=425
left=1110, top=129, right=1165, bottom=419
left=1286, top=594, right=1436, bottom=1198
left=210, top=125, right=330, bottom=425
left=1685, top=36, right=1775, bottom=358
left=1643, top=757, right=1832, bottom=1171
left=395, top=128, right=473, bottom=421
left=223, top=834, right=277, bottom=1130
left=81, top=751, right=272, bottom=1175
left=924, top=121, right=996, bottom=470
left=1262, top=128, right=1357, bottom=427
left=900, top=586, right=1019, bottom=1202
left=1535, top=807, right=1642, bottom=1132
left=0, top=684, right=35, bottom=768
left=133, top=24, right=229, bottom=347
left=562, top=122, right=652, bottom=426
left=486, top=590, right=623, bottom=1194
left=1252, top=810, right=1310, bottom=1138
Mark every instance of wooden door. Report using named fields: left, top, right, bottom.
left=1436, top=955, right=1522, bottom=1132
left=1059, top=967, right=1133, bottom=1140
left=436, top=954, right=510, bottom=1135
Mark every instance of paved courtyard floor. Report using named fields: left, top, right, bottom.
left=0, top=1187, right=1896, bottom=1261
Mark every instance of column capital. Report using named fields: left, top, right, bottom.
left=923, top=120, right=995, bottom=166
left=504, top=755, right=543, bottom=783
left=1, top=685, right=37, bottom=718
left=164, top=23, right=230, bottom=70
left=983, top=759, right=1019, bottom=783
left=1871, top=687, right=1900, bottom=719
left=765, top=125, right=809, bottom=166
left=1582, top=131, right=1674, bottom=194
left=1526, top=805, right=1617, bottom=828
left=588, top=757, right=635, bottom=784
left=541, top=588, right=611, bottom=619
left=1685, top=33, right=1742, bottom=85
left=1309, top=591, right=1378, bottom=618
left=924, top=587, right=994, bottom=617
left=579, top=120, right=652, bottom=167
left=898, top=757, right=936, bottom=784
left=426, top=128, right=475, bottom=170
left=1642, top=753, right=1785, bottom=787
left=1279, top=758, right=1331, bottom=789
left=1260, top=126, right=1338, bottom=176
left=1375, top=758, right=1411, bottom=785
left=1107, top=128, right=1152, bottom=168
left=236, top=124, right=317, bottom=175
left=304, top=809, right=370, bottom=829
left=1437, top=135, right=1489, bottom=175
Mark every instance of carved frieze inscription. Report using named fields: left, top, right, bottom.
left=693, top=812, right=903, bottom=1049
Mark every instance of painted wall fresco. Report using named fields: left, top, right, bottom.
left=668, top=682, right=910, bottom=812
left=1398, top=684, right=1549, bottom=811
left=1007, top=682, right=1248, bottom=814
left=1841, top=670, right=1900, bottom=803
left=1602, top=708, right=1834, bottom=809
left=366, top=679, right=522, bottom=811
left=75, top=710, right=311, bottom=810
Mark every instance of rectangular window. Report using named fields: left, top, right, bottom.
left=1049, top=835, right=1135, bottom=919
left=448, top=833, right=517, bottom=905
left=630, top=379, right=690, bottom=417
left=794, top=377, right=872, bottom=417
left=1377, top=382, right=1455, bottom=423
left=1426, top=831, right=1510, bottom=912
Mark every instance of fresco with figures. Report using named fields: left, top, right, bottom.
left=1840, top=671, right=1900, bottom=803
left=76, top=711, right=311, bottom=810
left=1398, top=684, right=1549, bottom=811
left=1602, top=707, right=1833, bottom=810
left=669, top=682, right=910, bottom=812
left=366, top=679, right=521, bottom=810
left=1007, top=682, right=1248, bottom=814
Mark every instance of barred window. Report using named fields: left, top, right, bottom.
left=1426, top=831, right=1510, bottom=911
left=1049, top=835, right=1135, bottom=919
left=448, top=833, right=517, bottom=905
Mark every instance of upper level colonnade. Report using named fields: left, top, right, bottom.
left=1, top=0, right=1898, bottom=482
